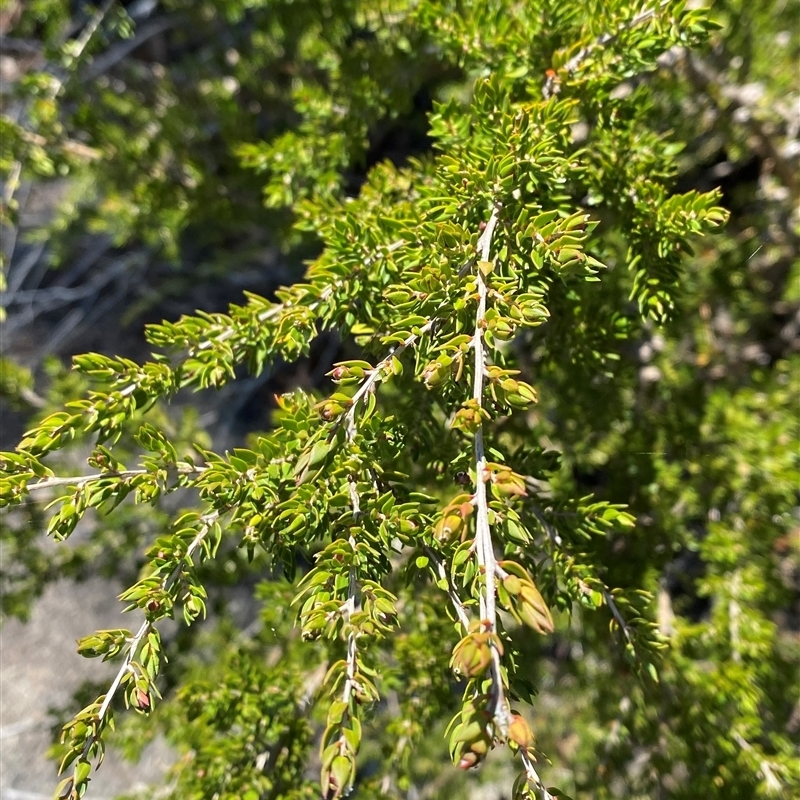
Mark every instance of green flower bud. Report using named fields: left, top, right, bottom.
left=451, top=632, right=492, bottom=677
left=517, top=583, right=554, bottom=634
left=422, top=360, right=449, bottom=387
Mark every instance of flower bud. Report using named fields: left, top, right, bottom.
left=500, top=378, right=520, bottom=393
left=315, top=399, right=346, bottom=421
left=517, top=583, right=554, bottom=634
left=490, top=318, right=515, bottom=340
left=135, top=687, right=151, bottom=711
left=508, top=713, right=534, bottom=747
left=458, top=752, right=480, bottom=770
left=434, top=512, right=464, bottom=544
left=490, top=470, right=527, bottom=497
left=422, top=360, right=448, bottom=387
left=451, top=632, right=492, bottom=677
left=451, top=406, right=482, bottom=434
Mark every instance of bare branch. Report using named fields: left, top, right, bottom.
left=81, top=15, right=180, bottom=81
left=732, top=731, right=784, bottom=794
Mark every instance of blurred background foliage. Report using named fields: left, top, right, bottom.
left=1, top=0, right=798, bottom=798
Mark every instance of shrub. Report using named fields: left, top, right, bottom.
left=1, top=2, right=798, bottom=799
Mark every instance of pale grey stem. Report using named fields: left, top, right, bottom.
left=472, top=204, right=502, bottom=624
left=63, top=0, right=117, bottom=80
left=732, top=731, right=783, bottom=794
left=26, top=464, right=206, bottom=493
left=3, top=0, right=116, bottom=210
left=343, top=318, right=436, bottom=435
left=470, top=203, right=510, bottom=734
left=334, top=239, right=405, bottom=709
left=341, top=453, right=362, bottom=707
left=521, top=749, right=554, bottom=800
left=336, top=275, right=437, bottom=708
left=82, top=15, right=178, bottom=81
left=531, top=505, right=563, bottom=546
left=91, top=618, right=150, bottom=734
left=534, top=506, right=634, bottom=645
left=2, top=162, right=22, bottom=208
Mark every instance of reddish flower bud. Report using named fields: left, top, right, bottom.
left=135, top=688, right=151, bottom=710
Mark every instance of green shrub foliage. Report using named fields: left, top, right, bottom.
left=1, top=1, right=799, bottom=799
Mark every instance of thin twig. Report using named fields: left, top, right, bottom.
left=81, top=15, right=179, bottom=81
left=530, top=504, right=563, bottom=547
left=339, top=318, right=436, bottom=438
left=601, top=587, right=634, bottom=645
left=521, top=750, right=554, bottom=800
left=342, top=474, right=361, bottom=706
left=332, top=237, right=411, bottom=715
left=65, top=0, right=117, bottom=76
left=202, top=240, right=406, bottom=350
left=2, top=162, right=22, bottom=208
left=683, top=53, right=798, bottom=197
left=90, top=619, right=150, bottom=737
left=423, top=545, right=471, bottom=631
left=533, top=504, right=634, bottom=645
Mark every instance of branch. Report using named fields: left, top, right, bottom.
left=569, top=0, right=670, bottom=71
left=732, top=731, right=784, bottom=794
left=205, top=239, right=406, bottom=350
left=339, top=318, right=436, bottom=437
left=470, top=202, right=509, bottom=733
left=342, top=474, right=361, bottom=707
left=683, top=54, right=798, bottom=197
left=602, top=587, right=634, bottom=646
left=67, top=0, right=117, bottom=72
left=81, top=15, right=180, bottom=81
left=545, top=0, right=672, bottom=97
left=69, top=509, right=219, bottom=774
left=532, top=504, right=636, bottom=645
left=24, top=463, right=206, bottom=493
